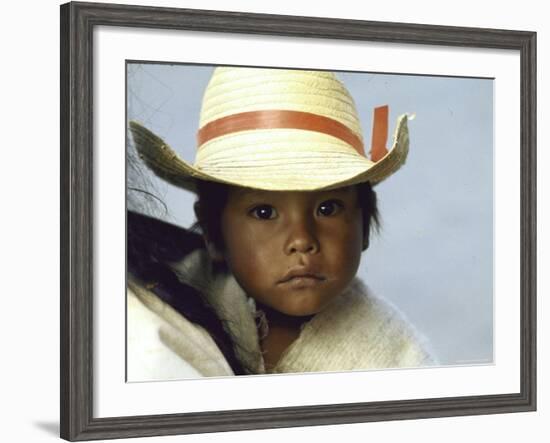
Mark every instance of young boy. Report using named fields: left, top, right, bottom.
left=127, top=67, right=435, bottom=380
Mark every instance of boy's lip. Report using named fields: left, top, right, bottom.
left=278, top=267, right=326, bottom=284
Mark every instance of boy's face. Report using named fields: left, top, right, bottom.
left=220, top=186, right=364, bottom=317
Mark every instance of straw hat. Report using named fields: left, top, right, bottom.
left=130, top=67, right=410, bottom=192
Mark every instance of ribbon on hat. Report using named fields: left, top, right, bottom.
left=197, top=110, right=365, bottom=155
left=197, top=105, right=390, bottom=162
left=370, top=105, right=389, bottom=162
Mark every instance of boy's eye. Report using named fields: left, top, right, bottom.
left=249, top=205, right=278, bottom=220
left=317, top=200, right=343, bottom=217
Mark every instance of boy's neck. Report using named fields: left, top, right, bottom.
left=256, top=302, right=314, bottom=329
left=255, top=302, right=314, bottom=372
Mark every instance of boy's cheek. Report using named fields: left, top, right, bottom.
left=223, top=240, right=276, bottom=281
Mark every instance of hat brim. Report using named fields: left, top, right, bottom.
left=129, top=116, right=409, bottom=193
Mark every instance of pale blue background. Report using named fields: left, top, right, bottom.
left=126, top=63, right=493, bottom=366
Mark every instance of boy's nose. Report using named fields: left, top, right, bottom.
left=283, top=219, right=320, bottom=255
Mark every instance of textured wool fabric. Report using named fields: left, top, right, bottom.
left=127, top=249, right=436, bottom=380
left=271, top=279, right=435, bottom=373
left=127, top=289, right=205, bottom=380
left=127, top=280, right=234, bottom=380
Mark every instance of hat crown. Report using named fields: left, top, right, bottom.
left=198, top=67, right=363, bottom=140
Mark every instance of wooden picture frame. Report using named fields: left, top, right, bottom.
left=60, top=1, right=536, bottom=440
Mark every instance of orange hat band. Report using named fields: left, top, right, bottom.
left=197, top=110, right=365, bottom=156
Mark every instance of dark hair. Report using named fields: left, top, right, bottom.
left=193, top=180, right=380, bottom=253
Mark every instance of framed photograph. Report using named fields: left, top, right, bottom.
left=60, top=1, right=536, bottom=440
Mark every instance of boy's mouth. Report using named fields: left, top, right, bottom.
left=278, top=268, right=326, bottom=285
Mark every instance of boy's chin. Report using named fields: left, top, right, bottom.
left=276, top=307, right=319, bottom=318
left=267, top=297, right=331, bottom=318
left=254, top=284, right=351, bottom=318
